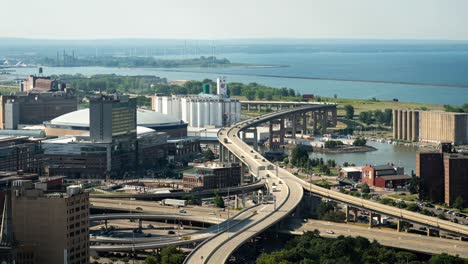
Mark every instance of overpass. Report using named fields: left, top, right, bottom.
left=185, top=104, right=468, bottom=263
left=89, top=180, right=265, bottom=199
left=282, top=219, right=468, bottom=259
left=90, top=205, right=262, bottom=252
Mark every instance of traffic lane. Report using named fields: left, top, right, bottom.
left=286, top=220, right=468, bottom=258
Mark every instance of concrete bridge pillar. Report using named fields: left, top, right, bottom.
left=316, top=111, right=320, bottom=133
left=279, top=118, right=285, bottom=145
left=352, top=208, right=358, bottom=222
left=345, top=205, right=350, bottom=222
left=292, top=114, right=297, bottom=139
left=139, top=219, right=143, bottom=229
left=302, top=114, right=307, bottom=137
left=253, top=129, right=258, bottom=151
left=105, top=219, right=108, bottom=229
left=269, top=121, right=273, bottom=146
left=369, top=211, right=374, bottom=228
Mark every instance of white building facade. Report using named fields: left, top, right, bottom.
left=152, top=94, right=240, bottom=128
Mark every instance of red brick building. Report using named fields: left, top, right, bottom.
left=361, top=164, right=411, bottom=188
left=182, top=162, right=241, bottom=191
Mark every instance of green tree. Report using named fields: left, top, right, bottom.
left=256, top=90, right=265, bottom=100
left=344, top=105, right=355, bottom=119
left=408, top=175, right=419, bottom=194
left=203, top=149, right=215, bottom=161
left=144, top=255, right=158, bottom=264
left=353, top=138, right=367, bottom=146
left=161, top=246, right=185, bottom=264
left=453, top=196, right=464, bottom=210
left=361, top=183, right=370, bottom=194
left=213, top=193, right=225, bottom=208
left=283, top=157, right=289, bottom=164
left=290, top=146, right=309, bottom=166
left=429, top=253, right=466, bottom=264
left=359, top=111, right=372, bottom=125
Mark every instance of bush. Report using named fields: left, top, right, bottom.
left=353, top=138, right=367, bottom=146
left=361, top=183, right=370, bottom=194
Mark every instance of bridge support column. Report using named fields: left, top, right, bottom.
left=345, top=205, right=350, bottom=221
left=105, top=219, right=108, bottom=229
left=302, top=114, right=307, bottom=137
left=219, top=144, right=224, bottom=162
left=279, top=118, right=285, bottom=145
left=269, top=121, right=273, bottom=146
left=353, top=208, right=358, bottom=222
left=397, top=219, right=402, bottom=232
left=369, top=211, right=374, bottom=228
left=253, top=128, right=258, bottom=151
left=321, top=111, right=327, bottom=133
left=292, top=115, right=297, bottom=139
left=139, top=219, right=142, bottom=229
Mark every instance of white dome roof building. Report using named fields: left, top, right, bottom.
left=44, top=108, right=187, bottom=138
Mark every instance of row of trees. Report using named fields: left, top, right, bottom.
left=256, top=230, right=464, bottom=264
left=359, top=109, right=393, bottom=126
left=444, top=103, right=468, bottom=113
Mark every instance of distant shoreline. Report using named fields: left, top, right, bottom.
left=152, top=69, right=468, bottom=89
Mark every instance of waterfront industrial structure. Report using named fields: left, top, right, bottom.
left=393, top=109, right=468, bottom=145
left=417, top=143, right=468, bottom=206
left=152, top=77, right=241, bottom=128
left=361, top=164, right=411, bottom=188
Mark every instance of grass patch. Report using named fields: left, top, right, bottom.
left=0, top=85, right=18, bottom=94
left=388, top=193, right=419, bottom=201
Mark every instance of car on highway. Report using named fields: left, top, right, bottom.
left=326, top=230, right=334, bottom=234
left=168, top=230, right=175, bottom=235
left=135, top=207, right=143, bottom=210
left=179, top=209, right=187, bottom=213
left=144, top=233, right=152, bottom=237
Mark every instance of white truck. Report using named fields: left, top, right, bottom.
left=161, top=199, right=187, bottom=207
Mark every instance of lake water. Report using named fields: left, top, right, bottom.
left=309, top=141, right=419, bottom=173
left=8, top=45, right=465, bottom=171
left=8, top=46, right=468, bottom=105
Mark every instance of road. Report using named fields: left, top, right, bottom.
left=90, top=205, right=261, bottom=252
left=186, top=104, right=467, bottom=264
left=89, top=179, right=265, bottom=199
left=185, top=106, right=318, bottom=264
left=91, top=198, right=231, bottom=219
left=283, top=219, right=468, bottom=258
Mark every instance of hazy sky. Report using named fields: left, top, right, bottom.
left=1, top=0, right=468, bottom=40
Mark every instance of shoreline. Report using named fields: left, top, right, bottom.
left=314, top=145, right=377, bottom=154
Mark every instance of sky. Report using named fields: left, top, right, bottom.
left=1, top=0, right=468, bottom=40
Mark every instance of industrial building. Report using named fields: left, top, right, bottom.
left=44, top=108, right=188, bottom=138
left=0, top=135, right=44, bottom=174
left=361, top=164, right=411, bottom=188
left=417, top=143, right=468, bottom=206
left=152, top=77, right=241, bottom=128
left=10, top=181, right=89, bottom=264
left=339, top=167, right=362, bottom=181
left=182, top=162, right=241, bottom=191
left=393, top=109, right=468, bottom=145
left=0, top=91, right=78, bottom=130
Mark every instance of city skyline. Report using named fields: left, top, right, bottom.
left=1, top=0, right=468, bottom=40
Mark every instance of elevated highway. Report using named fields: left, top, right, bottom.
left=89, top=180, right=265, bottom=199
left=282, top=219, right=468, bottom=258
left=90, top=205, right=261, bottom=252
left=185, top=104, right=468, bottom=263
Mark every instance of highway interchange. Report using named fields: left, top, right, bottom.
left=90, top=104, right=468, bottom=263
